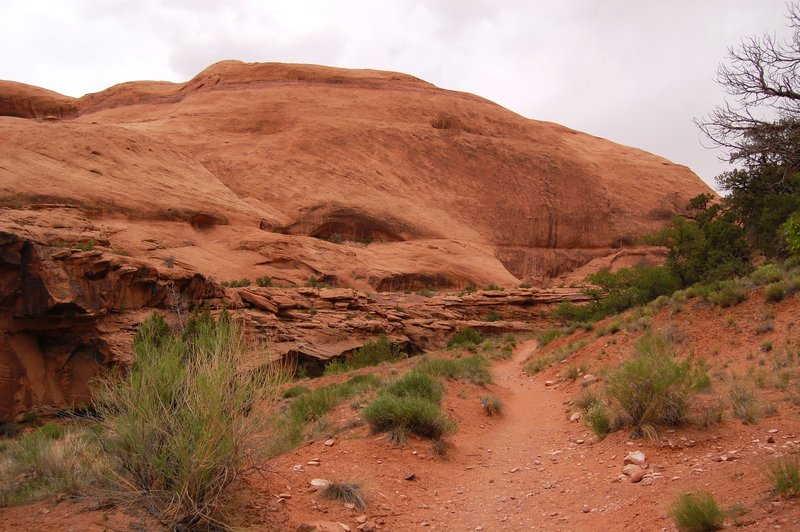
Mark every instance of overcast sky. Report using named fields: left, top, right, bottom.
left=1, top=1, right=793, bottom=188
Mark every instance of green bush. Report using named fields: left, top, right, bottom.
left=707, top=281, right=747, bottom=307
left=538, top=328, right=565, bottom=346
left=94, top=311, right=285, bottom=529
left=385, top=372, right=444, bottom=404
left=362, top=395, right=452, bottom=441
left=551, top=301, right=591, bottom=324
left=765, top=282, right=786, bottom=302
left=751, top=263, right=784, bottom=285
left=447, top=328, right=484, bottom=349
left=585, top=403, right=611, bottom=438
left=256, top=275, right=272, bottom=287
left=605, top=334, right=708, bottom=436
left=417, top=354, right=492, bottom=385
left=324, top=335, right=401, bottom=375
left=485, top=309, right=503, bottom=322
left=766, top=455, right=800, bottom=497
left=670, top=491, right=723, bottom=531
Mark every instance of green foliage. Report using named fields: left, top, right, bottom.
left=384, top=372, right=444, bottom=404
left=765, top=282, right=786, bottom=302
left=717, top=166, right=800, bottom=257
left=447, top=328, right=484, bottom=349
left=0, top=425, right=105, bottom=507
left=362, top=395, right=453, bottom=441
left=766, top=455, right=800, bottom=497
left=305, top=276, right=333, bottom=289
left=538, top=328, right=565, bottom=346
left=256, top=275, right=272, bottom=287
left=665, top=200, right=753, bottom=286
left=416, top=354, right=492, bottom=385
left=706, top=281, right=747, bottom=307
left=523, top=341, right=587, bottom=376
left=94, top=312, right=285, bottom=529
left=785, top=210, right=800, bottom=255
left=551, top=301, right=591, bottom=324
left=324, top=336, right=401, bottom=375
left=585, top=403, right=611, bottom=438
left=221, top=277, right=251, bottom=288
left=605, top=334, right=709, bottom=435
left=281, top=385, right=310, bottom=398
left=484, top=284, right=503, bottom=291
left=670, top=491, right=723, bottom=531
left=484, top=309, right=503, bottom=322
left=751, top=263, right=784, bottom=285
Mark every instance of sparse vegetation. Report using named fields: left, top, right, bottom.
left=585, top=402, right=612, bottom=438
left=447, top=328, right=484, bottom=350
left=320, top=481, right=366, bottom=510
left=485, top=309, right=503, bottom=322
left=417, top=354, right=493, bottom=385
left=765, top=282, right=786, bottom=302
left=766, top=455, right=800, bottom=497
left=415, top=286, right=436, bottom=297
left=256, top=275, right=272, bottom=287
left=93, top=311, right=286, bottom=529
left=729, top=380, right=763, bottom=424
left=221, top=277, right=251, bottom=288
left=670, top=491, right=723, bottom=531
left=324, top=335, right=402, bottom=375
left=480, top=396, right=503, bottom=416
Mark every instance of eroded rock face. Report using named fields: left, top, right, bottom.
left=0, top=60, right=712, bottom=290
left=0, top=227, right=587, bottom=420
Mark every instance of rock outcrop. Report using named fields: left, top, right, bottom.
left=1, top=60, right=712, bottom=290
left=0, top=60, right=713, bottom=419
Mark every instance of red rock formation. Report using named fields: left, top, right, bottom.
left=0, top=60, right=713, bottom=419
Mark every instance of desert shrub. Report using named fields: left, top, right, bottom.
left=362, top=395, right=452, bottom=441
left=605, top=334, right=708, bottom=436
left=0, top=425, right=105, bottom=507
left=523, top=354, right=556, bottom=375
left=417, top=355, right=492, bottom=385
left=583, top=266, right=682, bottom=321
left=290, top=374, right=383, bottom=425
left=574, top=388, right=602, bottom=411
left=325, top=335, right=401, bottom=375
left=485, top=284, right=503, bottom=291
left=385, top=372, right=444, bottom=404
left=729, top=380, right=763, bottom=424
left=766, top=455, right=800, bottom=497
left=485, top=309, right=503, bottom=322
left=94, top=311, right=285, bottom=529
left=538, top=328, right=565, bottom=346
left=256, top=275, right=272, bottom=287
left=585, top=403, right=611, bottom=438
left=551, top=301, right=591, bottom=324
left=447, top=328, right=484, bottom=349
left=350, top=336, right=400, bottom=368
left=670, top=491, right=723, bottom=531
left=480, top=396, right=503, bottom=416
left=765, top=282, right=786, bottom=302
left=320, top=481, right=366, bottom=510
left=751, top=263, right=784, bottom=285
left=707, top=281, right=747, bottom=307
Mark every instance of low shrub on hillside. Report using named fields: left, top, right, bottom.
left=765, top=282, right=786, bottom=302
left=707, top=281, right=747, bottom=307
left=605, top=333, right=709, bottom=437
left=447, top=328, right=484, bottom=349
left=729, top=380, right=764, bottom=424
left=766, top=455, right=800, bottom=497
left=417, top=354, right=492, bottom=385
left=670, top=491, right=723, bottom=531
left=324, top=335, right=402, bottom=375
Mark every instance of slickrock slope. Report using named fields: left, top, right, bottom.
left=2, top=60, right=711, bottom=288
left=0, top=60, right=711, bottom=418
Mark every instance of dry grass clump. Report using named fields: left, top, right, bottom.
left=320, top=481, right=366, bottom=510
left=766, top=455, right=800, bottom=497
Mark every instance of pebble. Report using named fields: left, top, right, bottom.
left=324, top=439, right=336, bottom=447
left=356, top=516, right=368, bottom=524
left=308, top=460, right=321, bottom=466
left=569, top=412, right=582, bottom=422
left=310, top=479, right=331, bottom=490
left=623, top=451, right=647, bottom=467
